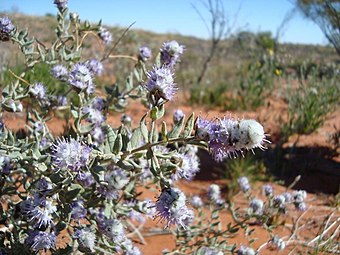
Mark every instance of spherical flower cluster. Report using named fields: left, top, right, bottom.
left=25, top=231, right=56, bottom=251
left=51, top=137, right=92, bottom=171
left=51, top=64, right=68, bottom=81
left=263, top=184, right=273, bottom=196
left=160, top=40, right=185, bottom=68
left=155, top=188, right=194, bottom=228
left=146, top=66, right=177, bottom=101
left=82, top=106, right=105, bottom=126
left=238, top=245, right=256, bottom=255
left=249, top=198, right=264, bottom=215
left=0, top=16, right=15, bottom=41
left=0, top=156, right=11, bottom=174
left=91, top=126, right=105, bottom=145
left=207, top=184, right=223, bottom=205
left=73, top=228, right=96, bottom=252
left=85, top=58, right=104, bottom=76
left=20, top=195, right=56, bottom=229
left=97, top=217, right=125, bottom=243
left=237, top=176, right=250, bottom=193
left=173, top=109, right=185, bottom=124
left=30, top=82, right=48, bottom=103
left=54, top=0, right=68, bottom=9
left=199, top=247, right=223, bottom=255
left=68, top=63, right=95, bottom=94
left=98, top=27, right=112, bottom=44
left=191, top=195, right=203, bottom=209
left=271, top=235, right=286, bottom=250
left=196, top=116, right=268, bottom=162
left=292, top=190, right=307, bottom=211
left=98, top=167, right=129, bottom=199
left=70, top=200, right=87, bottom=220
left=138, top=45, right=152, bottom=61
left=172, top=149, right=200, bottom=181
left=56, top=95, right=68, bottom=106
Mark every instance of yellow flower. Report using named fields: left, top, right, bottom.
left=275, top=69, right=282, bottom=76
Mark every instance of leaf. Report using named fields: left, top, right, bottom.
left=167, top=115, right=184, bottom=139
left=66, top=184, right=84, bottom=200
left=161, top=121, right=167, bottom=141
left=129, top=127, right=142, bottom=150
left=140, top=113, right=149, bottom=143
left=183, top=112, right=195, bottom=138
left=113, top=134, right=123, bottom=154
left=106, top=126, right=117, bottom=152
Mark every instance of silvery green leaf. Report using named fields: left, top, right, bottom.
left=161, top=121, right=167, bottom=141
left=79, top=123, right=95, bottom=134
left=129, top=128, right=142, bottom=150
left=106, top=126, right=117, bottom=152
left=140, top=113, right=149, bottom=143
left=183, top=112, right=195, bottom=138
left=66, top=184, right=84, bottom=200
left=116, top=159, right=134, bottom=170
left=113, top=134, right=123, bottom=154
left=36, top=163, right=47, bottom=172
left=149, top=122, right=158, bottom=143
left=167, top=115, right=184, bottom=139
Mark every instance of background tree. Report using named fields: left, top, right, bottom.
left=192, top=0, right=240, bottom=85
left=295, top=0, right=340, bottom=55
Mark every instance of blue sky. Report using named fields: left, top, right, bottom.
left=0, top=0, right=328, bottom=45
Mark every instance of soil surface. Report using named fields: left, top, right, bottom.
left=2, top=93, right=340, bottom=255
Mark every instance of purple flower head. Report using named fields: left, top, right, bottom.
left=271, top=235, right=286, bottom=250
left=196, top=116, right=269, bottom=162
left=91, top=126, right=105, bottom=145
left=146, top=66, right=177, bottom=101
left=160, top=40, right=185, bottom=67
left=138, top=45, right=152, bottom=61
left=0, top=156, right=11, bottom=174
left=155, top=188, right=194, bottom=229
left=172, top=150, right=200, bottom=181
left=71, top=200, right=87, bottom=220
left=207, top=184, right=222, bottom=204
left=51, top=64, right=68, bottom=81
left=30, top=83, right=48, bottom=102
left=238, top=245, right=256, bottom=255
left=82, top=106, right=105, bottom=126
left=97, top=217, right=125, bottom=243
left=35, top=178, right=52, bottom=194
left=20, top=195, right=56, bottom=229
left=56, top=95, right=68, bottom=106
left=54, top=0, right=68, bottom=9
left=292, top=190, right=307, bottom=203
left=77, top=172, right=95, bottom=187
left=91, top=97, right=105, bottom=111
left=68, top=63, right=94, bottom=94
left=263, top=184, right=273, bottom=196
left=99, top=167, right=129, bottom=200
left=173, top=109, right=184, bottom=124
left=85, top=58, right=104, bottom=76
left=51, top=137, right=92, bottom=171
left=237, top=176, right=250, bottom=193
left=0, top=17, right=15, bottom=41
left=25, top=230, right=56, bottom=251
left=106, top=167, right=129, bottom=190
left=249, top=198, right=264, bottom=215
left=128, top=209, right=145, bottom=224
left=98, top=27, right=112, bottom=44
left=200, top=247, right=223, bottom=255
left=74, top=228, right=96, bottom=252
left=296, top=202, right=307, bottom=211
left=273, top=195, right=286, bottom=209
left=138, top=199, right=156, bottom=217
left=191, top=195, right=203, bottom=209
